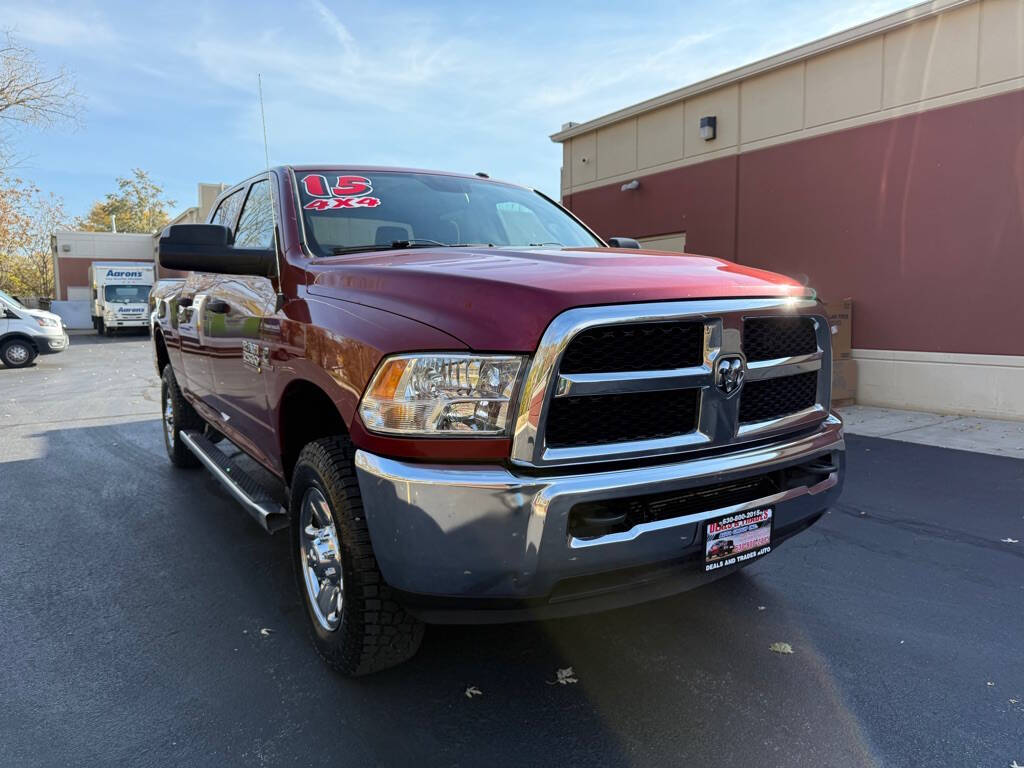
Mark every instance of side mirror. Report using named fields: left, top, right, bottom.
left=158, top=224, right=276, bottom=276
left=607, top=237, right=641, bottom=249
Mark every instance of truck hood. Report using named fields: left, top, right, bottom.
left=308, top=246, right=809, bottom=351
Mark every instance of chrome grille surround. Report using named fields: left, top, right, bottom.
left=510, top=297, right=831, bottom=468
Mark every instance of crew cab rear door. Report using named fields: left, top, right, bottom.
left=206, top=177, right=278, bottom=464
left=176, top=187, right=246, bottom=404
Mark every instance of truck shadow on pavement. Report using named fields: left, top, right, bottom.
left=1, top=417, right=875, bottom=768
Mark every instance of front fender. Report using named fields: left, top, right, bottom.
left=266, top=293, right=469, bottom=437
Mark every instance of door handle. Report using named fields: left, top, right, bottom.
left=207, top=300, right=230, bottom=314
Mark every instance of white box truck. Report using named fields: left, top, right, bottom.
left=88, top=262, right=155, bottom=335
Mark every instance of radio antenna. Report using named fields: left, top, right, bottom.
left=258, top=73, right=272, bottom=175
left=258, top=73, right=284, bottom=306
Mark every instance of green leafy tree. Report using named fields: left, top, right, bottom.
left=0, top=174, right=71, bottom=297
left=80, top=168, right=176, bottom=234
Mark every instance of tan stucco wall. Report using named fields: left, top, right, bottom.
left=638, top=232, right=687, bottom=252
left=559, top=0, right=1024, bottom=196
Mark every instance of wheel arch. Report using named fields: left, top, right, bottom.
left=277, top=378, right=350, bottom=483
left=153, top=327, right=170, bottom=374
left=0, top=333, right=40, bottom=354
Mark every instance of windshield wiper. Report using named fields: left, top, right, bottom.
left=527, top=242, right=564, bottom=247
left=331, top=239, right=460, bottom=257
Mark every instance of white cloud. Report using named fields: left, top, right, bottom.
left=526, top=31, right=718, bottom=111
left=0, top=5, right=116, bottom=48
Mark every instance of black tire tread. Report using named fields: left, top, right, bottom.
left=161, top=366, right=203, bottom=468
left=292, top=436, right=424, bottom=676
left=1, top=338, right=37, bottom=369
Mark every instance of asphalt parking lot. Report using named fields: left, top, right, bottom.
left=2, top=335, right=1022, bottom=768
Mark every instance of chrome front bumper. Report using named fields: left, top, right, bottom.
left=355, top=415, right=845, bottom=619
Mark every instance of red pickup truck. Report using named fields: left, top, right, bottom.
left=152, top=166, right=844, bottom=675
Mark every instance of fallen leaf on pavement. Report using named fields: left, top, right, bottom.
left=465, top=686, right=482, bottom=699
left=769, top=642, right=794, bottom=655
left=546, top=667, right=579, bottom=685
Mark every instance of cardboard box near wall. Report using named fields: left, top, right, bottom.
left=825, top=298, right=852, bottom=360
left=832, top=358, right=857, bottom=405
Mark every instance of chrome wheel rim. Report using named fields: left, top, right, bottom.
left=6, top=343, right=29, bottom=364
left=299, top=487, right=344, bottom=632
left=163, top=388, right=175, bottom=447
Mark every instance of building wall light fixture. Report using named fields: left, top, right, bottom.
left=700, top=115, right=717, bottom=141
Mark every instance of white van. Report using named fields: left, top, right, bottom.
left=88, top=262, right=155, bottom=335
left=0, top=290, right=69, bottom=368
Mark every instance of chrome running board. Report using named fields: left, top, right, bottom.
left=180, top=430, right=289, bottom=533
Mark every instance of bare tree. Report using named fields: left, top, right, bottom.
left=0, top=30, right=81, bottom=168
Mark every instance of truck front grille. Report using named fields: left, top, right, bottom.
left=739, top=371, right=818, bottom=423
left=511, top=298, right=832, bottom=467
left=559, top=321, right=703, bottom=373
left=546, top=389, right=699, bottom=448
left=743, top=316, right=817, bottom=361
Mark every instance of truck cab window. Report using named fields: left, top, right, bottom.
left=234, top=180, right=275, bottom=249
left=211, top=189, right=244, bottom=229
left=104, top=285, right=150, bottom=303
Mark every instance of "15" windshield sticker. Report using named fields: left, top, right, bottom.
left=301, top=174, right=381, bottom=210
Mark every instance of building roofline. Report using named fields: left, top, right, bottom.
left=550, top=0, right=974, bottom=143
left=52, top=230, right=156, bottom=239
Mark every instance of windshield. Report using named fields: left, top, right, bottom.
left=104, top=285, right=150, bottom=303
left=296, top=170, right=601, bottom=256
left=0, top=289, right=25, bottom=309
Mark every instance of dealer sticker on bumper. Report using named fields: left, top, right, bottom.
left=704, top=507, right=773, bottom=572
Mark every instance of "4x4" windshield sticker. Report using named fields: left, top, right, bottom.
left=300, top=174, right=381, bottom=210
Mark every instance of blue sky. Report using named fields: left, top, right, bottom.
left=3, top=0, right=912, bottom=219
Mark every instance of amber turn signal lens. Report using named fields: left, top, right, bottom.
left=367, top=358, right=409, bottom=400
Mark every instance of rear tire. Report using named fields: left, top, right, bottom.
left=96, top=318, right=104, bottom=335
left=161, top=366, right=202, bottom=468
left=291, top=436, right=424, bottom=676
left=0, top=338, right=37, bottom=368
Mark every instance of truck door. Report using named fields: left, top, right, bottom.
left=177, top=187, right=246, bottom=406
left=206, top=178, right=279, bottom=464
left=176, top=274, right=219, bottom=403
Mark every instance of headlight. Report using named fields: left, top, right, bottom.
left=33, top=316, right=60, bottom=328
left=359, top=354, right=524, bottom=436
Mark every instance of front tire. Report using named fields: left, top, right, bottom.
left=160, top=366, right=202, bottom=468
left=291, top=437, right=424, bottom=676
left=1, top=338, right=37, bottom=368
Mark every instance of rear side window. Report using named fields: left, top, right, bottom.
left=211, top=189, right=244, bottom=228
left=234, top=180, right=275, bottom=249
